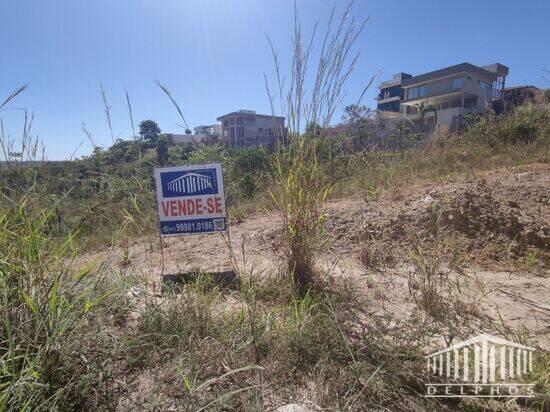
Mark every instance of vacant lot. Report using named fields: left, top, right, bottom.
left=3, top=102, right=549, bottom=410
left=73, top=161, right=547, bottom=410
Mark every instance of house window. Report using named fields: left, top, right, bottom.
left=408, top=85, right=429, bottom=99
left=258, top=128, right=263, bottom=131
left=480, top=80, right=492, bottom=100
left=450, top=99, right=462, bottom=108
left=419, top=85, right=428, bottom=97
left=464, top=96, right=478, bottom=109
left=451, top=77, right=464, bottom=90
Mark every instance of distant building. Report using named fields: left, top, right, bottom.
left=377, top=62, right=509, bottom=133
left=193, top=124, right=223, bottom=144
left=165, top=133, right=197, bottom=145
left=194, top=124, right=222, bottom=136
left=166, top=124, right=223, bottom=146
left=217, top=110, right=286, bottom=148
left=502, top=86, right=540, bottom=112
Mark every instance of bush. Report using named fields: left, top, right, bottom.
left=226, top=147, right=272, bottom=200
left=464, top=103, right=550, bottom=147
left=271, top=136, right=331, bottom=292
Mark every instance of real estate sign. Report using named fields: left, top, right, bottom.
left=154, top=163, right=226, bottom=236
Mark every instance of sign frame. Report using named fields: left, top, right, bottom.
left=153, top=162, right=227, bottom=237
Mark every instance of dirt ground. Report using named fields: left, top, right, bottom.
left=90, top=162, right=550, bottom=349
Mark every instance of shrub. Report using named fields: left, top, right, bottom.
left=464, top=102, right=550, bottom=146
left=271, top=137, right=331, bottom=291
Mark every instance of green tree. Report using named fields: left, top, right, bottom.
left=343, top=104, right=372, bottom=149
left=343, top=104, right=369, bottom=124
left=139, top=120, right=161, bottom=143
left=156, top=135, right=169, bottom=165
left=413, top=102, right=438, bottom=132
left=105, top=139, right=137, bottom=164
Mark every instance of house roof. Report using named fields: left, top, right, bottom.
left=504, top=85, right=540, bottom=92
left=401, top=63, right=498, bottom=87
left=380, top=72, right=412, bottom=89
left=195, top=124, right=221, bottom=128
left=217, top=112, right=285, bottom=121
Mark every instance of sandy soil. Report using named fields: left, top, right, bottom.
left=88, top=163, right=550, bottom=348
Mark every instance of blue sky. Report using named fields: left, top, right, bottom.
left=2, top=0, right=549, bottom=160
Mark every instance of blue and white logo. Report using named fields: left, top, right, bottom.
left=160, top=168, right=218, bottom=198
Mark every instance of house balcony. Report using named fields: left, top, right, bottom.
left=376, top=95, right=401, bottom=104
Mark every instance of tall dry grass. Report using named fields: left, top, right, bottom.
left=266, top=1, right=370, bottom=292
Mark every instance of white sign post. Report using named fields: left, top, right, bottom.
left=154, top=163, right=227, bottom=236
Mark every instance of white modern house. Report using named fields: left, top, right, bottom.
left=377, top=62, right=509, bottom=133
left=168, top=112, right=287, bottom=148
left=217, top=110, right=286, bottom=148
